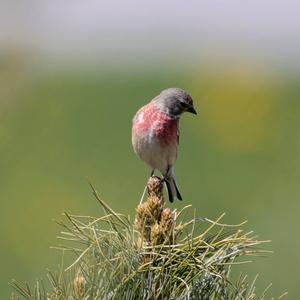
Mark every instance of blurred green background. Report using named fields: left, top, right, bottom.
left=1, top=1, right=300, bottom=299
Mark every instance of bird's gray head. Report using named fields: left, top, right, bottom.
left=154, top=88, right=197, bottom=118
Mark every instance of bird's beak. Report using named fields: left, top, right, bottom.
left=187, top=105, right=197, bottom=115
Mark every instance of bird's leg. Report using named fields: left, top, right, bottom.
left=163, top=165, right=172, bottom=181
left=163, top=165, right=174, bottom=202
left=139, top=169, right=155, bottom=204
left=162, top=166, right=171, bottom=190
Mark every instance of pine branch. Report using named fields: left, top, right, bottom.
left=10, top=177, right=286, bottom=300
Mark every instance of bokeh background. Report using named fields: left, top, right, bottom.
left=1, top=1, right=299, bottom=298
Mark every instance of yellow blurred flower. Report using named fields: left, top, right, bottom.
left=190, top=66, right=279, bottom=152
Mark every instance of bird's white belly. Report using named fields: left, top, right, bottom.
left=133, top=134, right=177, bottom=174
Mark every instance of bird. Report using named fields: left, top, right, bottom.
left=132, top=88, right=197, bottom=202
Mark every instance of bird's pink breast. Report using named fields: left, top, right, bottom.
left=133, top=103, right=178, bottom=146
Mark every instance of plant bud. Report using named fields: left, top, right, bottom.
left=74, top=275, right=86, bottom=298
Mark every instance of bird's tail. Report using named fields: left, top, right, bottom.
left=165, top=169, right=183, bottom=202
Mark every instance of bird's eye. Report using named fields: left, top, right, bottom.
left=180, top=101, right=189, bottom=108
